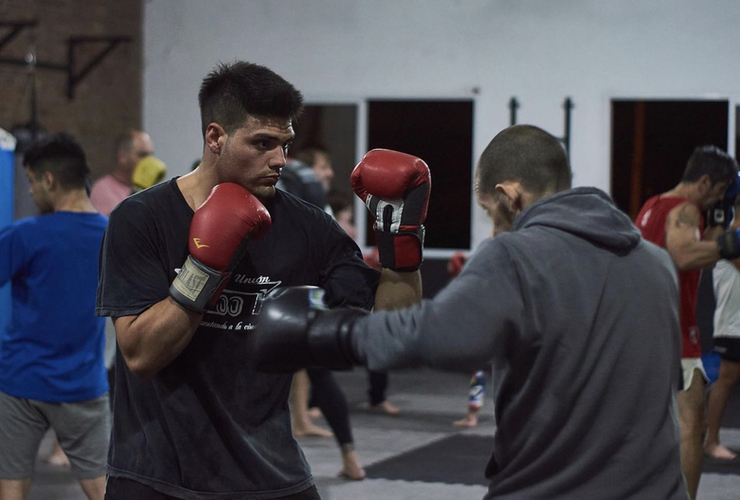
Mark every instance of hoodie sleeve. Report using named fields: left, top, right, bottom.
left=350, top=238, right=524, bottom=372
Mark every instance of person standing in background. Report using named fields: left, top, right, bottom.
left=635, top=146, right=740, bottom=499
left=278, top=150, right=369, bottom=478
left=90, top=129, right=154, bottom=216
left=705, top=196, right=740, bottom=461
left=0, top=134, right=110, bottom=500
left=328, top=190, right=401, bottom=416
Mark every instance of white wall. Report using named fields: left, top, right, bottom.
left=143, top=0, right=740, bottom=249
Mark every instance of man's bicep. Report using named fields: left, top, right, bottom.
left=665, top=203, right=701, bottom=257
left=97, top=207, right=172, bottom=316
left=0, top=226, right=25, bottom=286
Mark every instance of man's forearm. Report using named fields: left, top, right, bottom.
left=374, top=268, right=422, bottom=311
left=114, top=297, right=202, bottom=380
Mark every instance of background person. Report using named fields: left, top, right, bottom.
left=444, top=251, right=491, bottom=428
left=328, top=190, right=401, bottom=416
left=0, top=134, right=110, bottom=500
left=90, top=129, right=155, bottom=216
left=253, top=124, right=691, bottom=500
left=277, top=149, right=369, bottom=478
left=705, top=197, right=740, bottom=461
left=635, top=146, right=740, bottom=499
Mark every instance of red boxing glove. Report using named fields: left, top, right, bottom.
left=351, top=149, right=431, bottom=271
left=170, top=183, right=271, bottom=313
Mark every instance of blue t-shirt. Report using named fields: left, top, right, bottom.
left=0, top=211, right=109, bottom=402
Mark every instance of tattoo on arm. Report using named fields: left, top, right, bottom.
left=674, top=204, right=700, bottom=229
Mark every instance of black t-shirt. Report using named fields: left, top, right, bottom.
left=97, top=179, right=379, bottom=499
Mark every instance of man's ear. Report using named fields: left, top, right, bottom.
left=205, top=123, right=226, bottom=156
left=495, top=182, right=524, bottom=211
left=42, top=171, right=55, bottom=189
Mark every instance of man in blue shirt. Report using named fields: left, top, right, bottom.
left=0, top=134, right=110, bottom=500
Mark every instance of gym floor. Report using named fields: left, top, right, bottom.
left=27, top=368, right=740, bottom=500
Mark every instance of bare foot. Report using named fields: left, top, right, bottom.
left=453, top=412, right=479, bottom=428
left=360, top=400, right=401, bottom=415
left=374, top=401, right=401, bottom=415
left=339, top=450, right=366, bottom=481
left=307, top=407, right=323, bottom=419
left=705, top=443, right=738, bottom=460
left=292, top=421, right=333, bottom=438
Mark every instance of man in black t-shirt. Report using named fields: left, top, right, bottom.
left=97, top=61, right=427, bottom=500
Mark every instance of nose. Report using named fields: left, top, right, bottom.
left=270, top=147, right=287, bottom=170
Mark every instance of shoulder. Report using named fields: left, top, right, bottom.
left=90, top=174, right=120, bottom=193
left=0, top=218, right=25, bottom=241
left=464, top=236, right=517, bottom=272
left=112, top=178, right=182, bottom=219
left=271, top=189, right=332, bottom=222
left=667, top=200, right=701, bottom=226
left=91, top=174, right=111, bottom=188
left=3, top=216, right=41, bottom=235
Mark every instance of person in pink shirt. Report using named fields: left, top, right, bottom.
left=90, top=130, right=154, bottom=216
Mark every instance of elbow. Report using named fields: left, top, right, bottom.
left=120, top=350, right=159, bottom=381
left=131, top=366, right=158, bottom=382
left=670, top=251, right=696, bottom=271
left=673, top=258, right=692, bottom=271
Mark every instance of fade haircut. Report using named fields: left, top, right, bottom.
left=198, top=61, right=304, bottom=136
left=681, top=145, right=738, bottom=184
left=23, top=133, right=90, bottom=190
left=476, top=125, right=572, bottom=198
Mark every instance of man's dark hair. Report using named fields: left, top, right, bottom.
left=476, top=125, right=572, bottom=197
left=681, top=145, right=738, bottom=184
left=198, top=61, right=304, bottom=136
left=23, top=133, right=90, bottom=190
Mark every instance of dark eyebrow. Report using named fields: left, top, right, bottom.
left=252, top=133, right=295, bottom=143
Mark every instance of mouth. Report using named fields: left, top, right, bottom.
left=261, top=174, right=280, bottom=186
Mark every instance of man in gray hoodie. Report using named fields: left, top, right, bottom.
left=253, top=124, right=690, bottom=499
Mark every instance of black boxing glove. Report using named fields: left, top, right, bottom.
left=253, top=286, right=368, bottom=372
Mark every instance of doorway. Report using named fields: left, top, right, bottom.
left=610, top=99, right=729, bottom=220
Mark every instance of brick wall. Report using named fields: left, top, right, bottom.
left=0, top=0, right=142, bottom=182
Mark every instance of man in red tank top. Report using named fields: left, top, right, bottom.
left=635, top=145, right=739, bottom=500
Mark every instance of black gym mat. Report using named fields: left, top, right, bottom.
left=364, top=433, right=740, bottom=483
left=718, top=384, right=740, bottom=429
left=703, top=454, right=740, bottom=475
left=364, top=434, right=491, bottom=485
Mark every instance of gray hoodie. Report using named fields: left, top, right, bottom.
left=353, top=187, right=688, bottom=499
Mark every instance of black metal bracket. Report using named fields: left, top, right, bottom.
left=0, top=21, right=132, bottom=99
left=508, top=97, right=519, bottom=127
left=508, top=96, right=575, bottom=155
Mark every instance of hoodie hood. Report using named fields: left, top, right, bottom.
left=514, top=187, right=641, bottom=252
